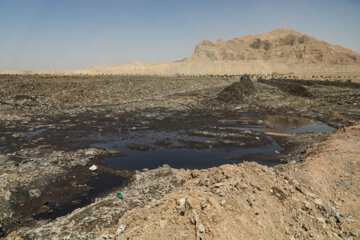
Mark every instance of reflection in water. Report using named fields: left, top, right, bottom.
left=95, top=115, right=335, bottom=171
left=263, top=115, right=312, bottom=132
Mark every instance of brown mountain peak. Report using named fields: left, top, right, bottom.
left=188, top=28, right=360, bottom=65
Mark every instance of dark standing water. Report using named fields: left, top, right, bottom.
left=29, top=172, right=128, bottom=220
left=90, top=115, right=336, bottom=171
left=15, top=112, right=336, bottom=221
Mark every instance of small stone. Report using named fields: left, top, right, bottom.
left=179, top=198, right=186, bottom=207
left=159, top=220, right=166, bottom=228
left=350, top=228, right=359, bottom=237
left=191, top=169, right=200, bottom=178
left=12, top=133, right=20, bottom=138
left=85, top=149, right=95, bottom=156
left=213, top=183, right=225, bottom=188
left=314, top=199, right=323, bottom=205
left=198, top=224, right=205, bottom=233
left=71, top=199, right=81, bottom=205
left=29, top=188, right=41, bottom=198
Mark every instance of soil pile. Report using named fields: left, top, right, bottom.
left=92, top=124, right=360, bottom=240
left=217, top=77, right=256, bottom=103
left=277, top=82, right=313, bottom=97
left=258, top=78, right=313, bottom=97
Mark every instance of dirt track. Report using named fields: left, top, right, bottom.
left=0, top=75, right=359, bottom=239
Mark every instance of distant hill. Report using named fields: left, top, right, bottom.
left=187, top=28, right=360, bottom=65
left=2, top=28, right=360, bottom=76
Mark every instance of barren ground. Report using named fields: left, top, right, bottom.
left=0, top=74, right=359, bottom=239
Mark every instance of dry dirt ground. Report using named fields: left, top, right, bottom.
left=0, top=75, right=359, bottom=239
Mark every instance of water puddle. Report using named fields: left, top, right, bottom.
left=283, top=122, right=336, bottom=134
left=90, top=114, right=336, bottom=171
left=14, top=112, right=336, bottom=221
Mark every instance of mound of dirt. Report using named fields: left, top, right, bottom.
left=279, top=83, right=313, bottom=97
left=217, top=77, right=256, bottom=103
left=258, top=79, right=312, bottom=97
left=93, top=124, right=360, bottom=240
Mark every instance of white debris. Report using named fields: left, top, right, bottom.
left=179, top=198, right=186, bottom=207
left=89, top=165, right=98, bottom=171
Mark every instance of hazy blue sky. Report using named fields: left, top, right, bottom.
left=1, top=0, right=359, bottom=70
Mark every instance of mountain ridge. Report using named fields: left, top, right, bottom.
left=186, top=28, right=360, bottom=65
left=2, top=28, right=360, bottom=76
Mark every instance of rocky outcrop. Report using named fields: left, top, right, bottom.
left=188, top=28, right=360, bottom=65
left=2, top=28, right=360, bottom=76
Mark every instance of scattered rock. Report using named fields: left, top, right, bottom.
left=116, top=225, right=126, bottom=236
left=179, top=198, right=186, bottom=207
left=12, top=133, right=20, bottom=138
left=198, top=224, right=205, bottom=233
left=29, top=188, right=41, bottom=198
left=85, top=149, right=95, bottom=157
left=314, top=199, right=323, bottom=205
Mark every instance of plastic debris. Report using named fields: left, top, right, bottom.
left=330, top=211, right=341, bottom=223
left=179, top=198, right=186, bottom=207
left=84, top=216, right=97, bottom=222
left=89, top=165, right=98, bottom=171
left=115, top=224, right=126, bottom=236
left=117, top=192, right=124, bottom=199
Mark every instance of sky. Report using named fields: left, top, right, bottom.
left=0, top=0, right=359, bottom=70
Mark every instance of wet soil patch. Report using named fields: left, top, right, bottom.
left=10, top=167, right=129, bottom=225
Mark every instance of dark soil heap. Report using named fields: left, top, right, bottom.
left=217, top=76, right=256, bottom=103
left=258, top=79, right=313, bottom=97
left=279, top=83, right=313, bottom=97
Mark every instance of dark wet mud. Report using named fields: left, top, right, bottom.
left=9, top=167, right=129, bottom=223
left=3, top=110, right=336, bottom=225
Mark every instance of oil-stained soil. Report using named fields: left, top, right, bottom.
left=0, top=74, right=359, bottom=239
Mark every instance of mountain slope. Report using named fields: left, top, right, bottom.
left=2, top=28, right=360, bottom=76
left=187, top=28, right=360, bottom=65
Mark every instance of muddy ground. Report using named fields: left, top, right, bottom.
left=0, top=75, right=359, bottom=239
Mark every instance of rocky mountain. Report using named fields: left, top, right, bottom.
left=187, top=28, right=360, bottom=65
left=3, top=28, right=360, bottom=76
